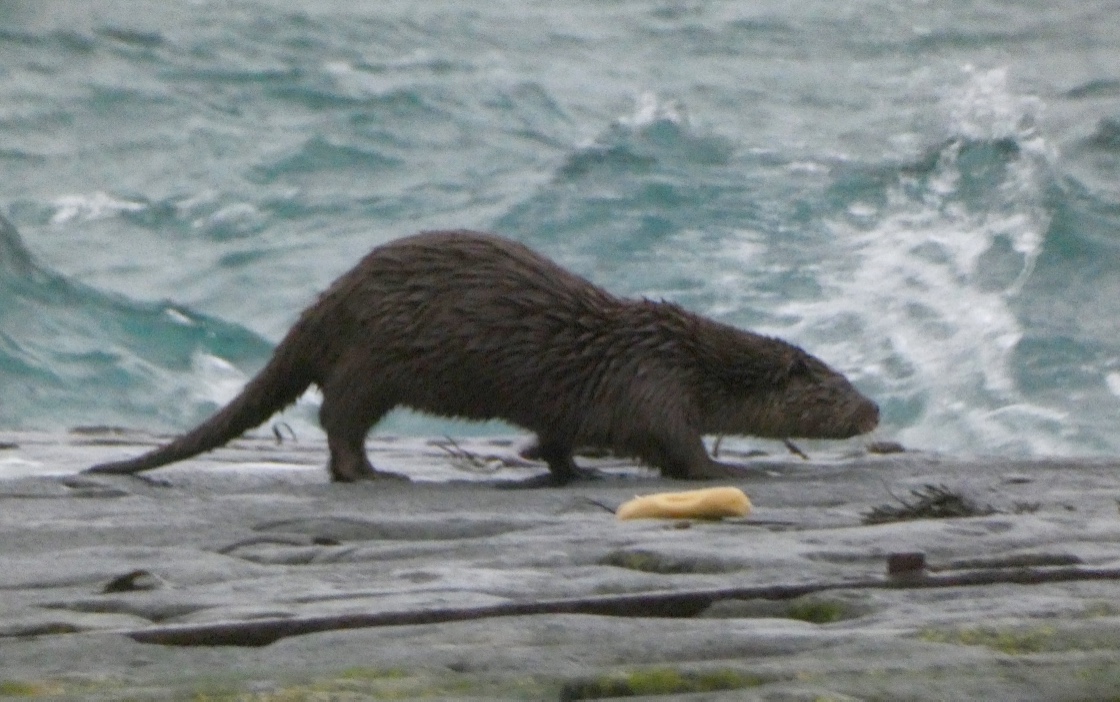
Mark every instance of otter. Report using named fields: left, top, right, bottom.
left=85, top=230, right=878, bottom=485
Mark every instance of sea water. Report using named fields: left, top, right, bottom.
left=2, top=1, right=1119, bottom=456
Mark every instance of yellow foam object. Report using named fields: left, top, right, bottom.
left=616, top=487, right=751, bottom=520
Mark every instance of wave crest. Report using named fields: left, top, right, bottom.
left=0, top=212, right=273, bottom=430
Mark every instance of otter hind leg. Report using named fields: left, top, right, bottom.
left=318, top=382, right=406, bottom=483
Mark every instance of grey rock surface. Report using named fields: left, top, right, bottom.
left=1, top=429, right=1119, bottom=700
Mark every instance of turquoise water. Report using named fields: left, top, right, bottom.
left=2, top=1, right=1120, bottom=455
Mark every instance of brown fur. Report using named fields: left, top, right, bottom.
left=85, top=230, right=878, bottom=484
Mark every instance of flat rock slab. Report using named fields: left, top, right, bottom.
left=1, top=429, right=1120, bottom=700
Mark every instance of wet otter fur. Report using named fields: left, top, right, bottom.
left=86, top=230, right=878, bottom=485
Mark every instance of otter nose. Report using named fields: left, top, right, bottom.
left=856, top=400, right=880, bottom=433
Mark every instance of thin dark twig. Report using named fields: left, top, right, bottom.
left=271, top=422, right=297, bottom=445
left=782, top=438, right=809, bottom=460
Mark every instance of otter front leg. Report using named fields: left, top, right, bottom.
left=648, top=426, right=759, bottom=480
left=499, top=438, right=604, bottom=488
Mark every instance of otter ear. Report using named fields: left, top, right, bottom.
left=783, top=351, right=814, bottom=381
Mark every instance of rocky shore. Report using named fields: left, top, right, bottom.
left=2, top=429, right=1119, bottom=700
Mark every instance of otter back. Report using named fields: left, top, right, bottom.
left=85, top=230, right=879, bottom=484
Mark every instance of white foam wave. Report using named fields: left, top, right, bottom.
left=946, top=66, right=1044, bottom=143
left=617, top=91, right=688, bottom=130
left=1106, top=373, right=1120, bottom=399
left=775, top=67, right=1065, bottom=455
left=49, top=192, right=145, bottom=224
left=190, top=352, right=246, bottom=408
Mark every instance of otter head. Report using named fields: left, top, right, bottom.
left=699, top=332, right=879, bottom=441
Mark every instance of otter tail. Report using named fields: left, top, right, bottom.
left=84, top=339, right=314, bottom=476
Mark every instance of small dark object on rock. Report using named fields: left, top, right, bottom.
left=69, top=425, right=134, bottom=435
left=103, top=569, right=164, bottom=593
left=888, top=552, right=927, bottom=577
left=867, top=440, right=905, bottom=454
left=863, top=483, right=997, bottom=524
